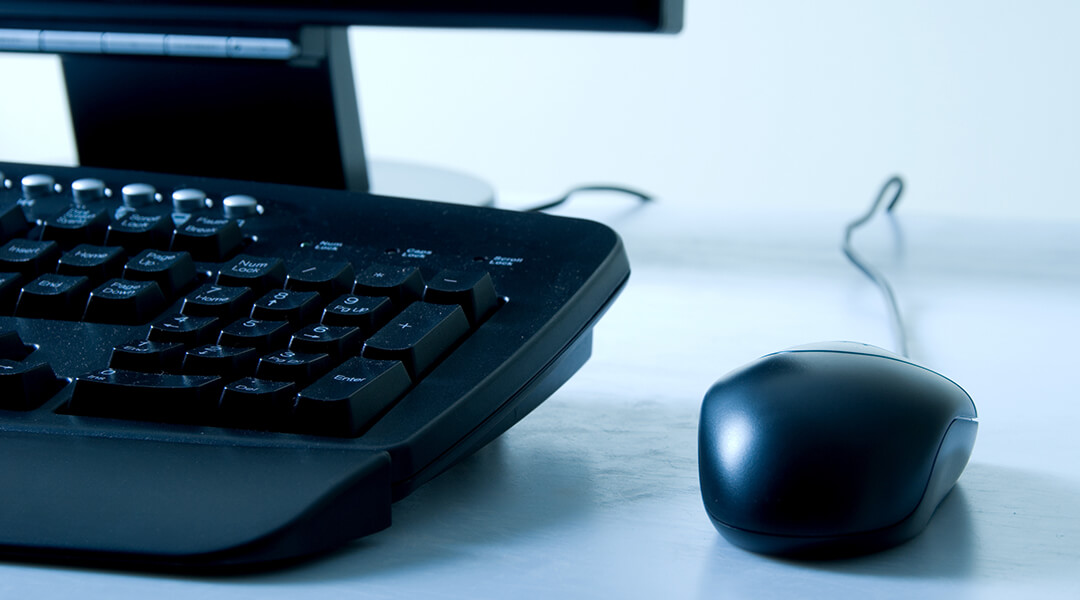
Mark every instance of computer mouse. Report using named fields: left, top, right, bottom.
left=698, top=341, right=977, bottom=557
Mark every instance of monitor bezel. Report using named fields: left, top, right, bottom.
left=0, top=1, right=684, bottom=34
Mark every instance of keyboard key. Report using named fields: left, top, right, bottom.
left=148, top=313, right=220, bottom=346
left=362, top=302, right=470, bottom=378
left=250, top=289, right=321, bottom=324
left=353, top=264, right=424, bottom=307
left=68, top=367, right=222, bottom=423
left=57, top=244, right=126, bottom=283
left=423, top=269, right=498, bottom=325
left=119, top=183, right=158, bottom=209
left=182, top=344, right=258, bottom=378
left=320, top=294, right=395, bottom=332
left=39, top=205, right=111, bottom=248
left=0, top=272, right=25, bottom=314
left=105, top=213, right=173, bottom=250
left=170, top=215, right=243, bottom=261
left=294, top=357, right=411, bottom=437
left=217, top=318, right=291, bottom=352
left=123, top=249, right=196, bottom=297
left=0, top=330, right=33, bottom=361
left=69, top=178, right=107, bottom=206
left=218, top=377, right=296, bottom=430
left=0, top=202, right=30, bottom=242
left=0, top=239, right=61, bottom=278
left=288, top=324, right=360, bottom=358
left=171, top=188, right=207, bottom=214
left=0, top=359, right=61, bottom=410
left=255, top=349, right=332, bottom=384
left=285, top=261, right=354, bottom=298
left=83, top=278, right=167, bottom=324
left=180, top=284, right=254, bottom=319
left=108, top=339, right=185, bottom=373
left=15, top=273, right=93, bottom=320
left=215, top=255, right=286, bottom=291
left=20, top=173, right=57, bottom=200
left=221, top=195, right=260, bottom=219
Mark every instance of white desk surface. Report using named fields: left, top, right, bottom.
left=1, top=199, right=1077, bottom=599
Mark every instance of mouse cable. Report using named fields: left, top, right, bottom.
left=842, top=176, right=909, bottom=358
left=523, top=185, right=654, bottom=213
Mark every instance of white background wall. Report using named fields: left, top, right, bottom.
left=2, top=0, right=1079, bottom=221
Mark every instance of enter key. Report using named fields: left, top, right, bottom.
left=294, top=357, right=411, bottom=437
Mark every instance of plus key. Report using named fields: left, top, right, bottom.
left=362, top=302, right=469, bottom=378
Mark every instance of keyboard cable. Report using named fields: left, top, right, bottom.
left=523, top=184, right=654, bottom=213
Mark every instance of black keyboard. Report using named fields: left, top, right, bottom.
left=0, top=161, right=629, bottom=569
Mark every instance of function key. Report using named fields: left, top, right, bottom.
left=40, top=205, right=111, bottom=248
left=171, top=188, right=207, bottom=213
left=250, top=289, right=321, bottom=324
left=105, top=212, right=174, bottom=250
left=148, top=313, right=220, bottom=347
left=70, top=178, right=107, bottom=205
left=294, top=357, right=411, bottom=437
left=0, top=359, right=62, bottom=410
left=0, top=239, right=61, bottom=278
left=57, top=244, right=125, bottom=283
left=120, top=183, right=158, bottom=209
left=108, top=339, right=185, bottom=373
left=217, top=318, right=291, bottom=352
left=180, top=283, right=254, bottom=319
left=20, top=174, right=57, bottom=200
left=362, top=302, right=470, bottom=378
left=285, top=261, right=354, bottom=298
left=216, top=255, right=285, bottom=291
left=354, top=264, right=424, bottom=307
left=83, top=278, right=167, bottom=324
left=122, top=249, right=196, bottom=297
left=15, top=274, right=93, bottom=320
left=170, top=215, right=243, bottom=262
left=424, top=269, right=498, bottom=325
left=321, top=294, right=394, bottom=333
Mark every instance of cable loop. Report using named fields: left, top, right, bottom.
left=842, top=176, right=909, bottom=358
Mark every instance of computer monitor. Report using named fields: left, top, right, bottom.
left=0, top=2, right=683, bottom=192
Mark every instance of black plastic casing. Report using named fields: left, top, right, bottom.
left=698, top=343, right=978, bottom=557
left=0, top=1, right=684, bottom=33
left=0, top=162, right=630, bottom=569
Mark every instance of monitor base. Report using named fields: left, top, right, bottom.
left=368, top=159, right=495, bottom=207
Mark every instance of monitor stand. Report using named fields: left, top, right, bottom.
left=61, top=27, right=493, bottom=206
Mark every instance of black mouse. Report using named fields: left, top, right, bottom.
left=698, top=341, right=977, bottom=557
